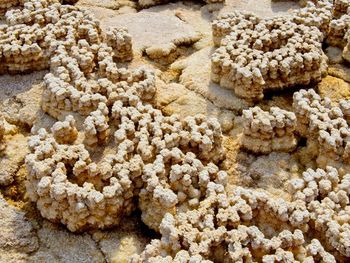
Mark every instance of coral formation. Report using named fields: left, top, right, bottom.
left=132, top=168, right=350, bottom=261
left=51, top=115, right=78, bottom=144
left=241, top=106, right=297, bottom=154
left=0, top=0, right=21, bottom=15
left=105, top=27, right=133, bottom=62
left=1, top=0, right=350, bottom=261
left=22, top=0, right=226, bottom=232
left=293, top=89, right=350, bottom=171
left=211, top=12, right=326, bottom=100
left=0, top=0, right=101, bottom=74
left=137, top=0, right=224, bottom=8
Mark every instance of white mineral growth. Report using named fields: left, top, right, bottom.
left=0, top=0, right=101, bottom=74
left=138, top=0, right=224, bottom=8
left=105, top=27, right=133, bottom=62
left=132, top=169, right=346, bottom=261
left=211, top=13, right=327, bottom=101
left=51, top=115, right=78, bottom=144
left=241, top=106, right=297, bottom=154
left=293, top=89, right=350, bottom=171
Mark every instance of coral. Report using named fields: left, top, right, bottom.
left=293, top=89, right=350, bottom=171
left=105, top=27, right=133, bottom=62
left=26, top=128, right=137, bottom=232
left=291, top=0, right=333, bottom=34
left=137, top=0, right=224, bottom=8
left=0, top=0, right=101, bottom=74
left=0, top=0, right=348, bottom=261
left=211, top=13, right=326, bottom=100
left=0, top=0, right=21, bottom=15
left=241, top=106, right=297, bottom=154
left=132, top=181, right=340, bottom=262
left=83, top=102, right=110, bottom=147
left=51, top=115, right=78, bottom=144
left=288, top=166, right=350, bottom=257
left=23, top=0, right=226, bottom=232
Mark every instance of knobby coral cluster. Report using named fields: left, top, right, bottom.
left=241, top=106, right=297, bottom=154
left=137, top=0, right=224, bottom=8
left=211, top=0, right=349, bottom=101
left=132, top=166, right=350, bottom=261
left=1, top=0, right=350, bottom=261
left=16, top=0, right=226, bottom=233
left=293, top=89, right=350, bottom=172
left=240, top=88, right=350, bottom=172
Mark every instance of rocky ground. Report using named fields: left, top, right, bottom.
left=0, top=0, right=350, bottom=262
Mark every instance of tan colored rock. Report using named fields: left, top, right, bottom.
left=101, top=12, right=201, bottom=64
left=318, top=75, right=350, bottom=102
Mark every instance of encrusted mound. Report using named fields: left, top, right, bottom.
left=21, top=0, right=226, bottom=232
left=0, top=0, right=349, bottom=261
left=105, top=27, right=133, bottom=62
left=293, top=89, right=350, bottom=171
left=0, top=0, right=101, bottom=74
left=137, top=0, right=224, bottom=8
left=211, top=13, right=326, bottom=100
left=132, top=166, right=350, bottom=260
left=241, top=106, right=297, bottom=154
left=211, top=0, right=350, bottom=101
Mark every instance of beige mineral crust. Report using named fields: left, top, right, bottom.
left=211, top=12, right=327, bottom=101
left=0, top=0, right=349, bottom=261
left=137, top=0, right=224, bottom=8
left=105, top=27, right=133, bottom=62
left=293, top=89, right=350, bottom=171
left=101, top=12, right=201, bottom=64
left=22, top=0, right=227, bottom=232
left=132, top=170, right=349, bottom=261
left=241, top=106, right=297, bottom=154
left=0, top=0, right=101, bottom=74
left=51, top=115, right=78, bottom=144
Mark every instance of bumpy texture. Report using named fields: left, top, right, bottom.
left=211, top=12, right=326, bottom=100
left=241, top=106, right=297, bottom=154
left=0, top=0, right=347, bottom=261
left=0, top=0, right=21, bottom=14
left=105, top=27, right=133, bottom=62
left=138, top=0, right=224, bottom=8
left=51, top=115, right=78, bottom=144
left=21, top=0, right=227, bottom=232
left=0, top=0, right=100, bottom=74
left=132, top=168, right=350, bottom=261
left=83, top=102, right=110, bottom=147
left=211, top=0, right=350, bottom=101
left=293, top=89, right=350, bottom=171
left=0, top=118, right=4, bottom=150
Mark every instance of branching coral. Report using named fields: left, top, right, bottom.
left=241, top=106, right=297, bottom=154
